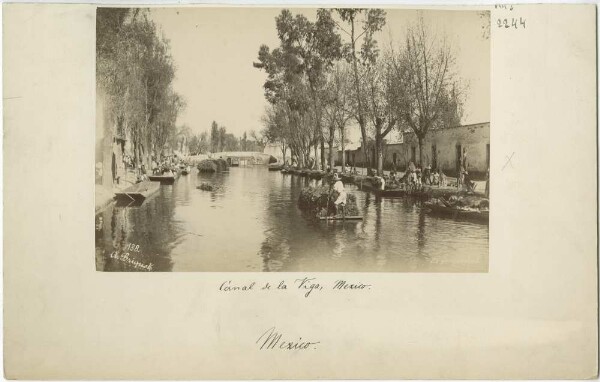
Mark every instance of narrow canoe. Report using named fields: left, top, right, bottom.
left=424, top=203, right=489, bottom=222
left=359, top=183, right=407, bottom=197
left=319, top=215, right=363, bottom=221
left=114, top=180, right=160, bottom=202
left=148, top=174, right=176, bottom=184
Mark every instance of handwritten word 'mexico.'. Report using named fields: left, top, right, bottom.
left=256, top=327, right=320, bottom=351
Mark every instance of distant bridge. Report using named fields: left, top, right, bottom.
left=186, top=151, right=276, bottom=165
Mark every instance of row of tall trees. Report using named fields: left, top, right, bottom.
left=185, top=121, right=266, bottom=155
left=97, top=8, right=185, bottom=171
left=255, top=9, right=466, bottom=175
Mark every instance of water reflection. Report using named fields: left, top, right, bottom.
left=95, top=167, right=488, bottom=272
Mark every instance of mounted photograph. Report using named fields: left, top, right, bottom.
left=95, top=7, right=490, bottom=272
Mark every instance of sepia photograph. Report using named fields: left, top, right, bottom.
left=95, top=7, right=490, bottom=272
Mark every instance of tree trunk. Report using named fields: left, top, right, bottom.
left=418, top=136, right=424, bottom=167
left=362, top=139, right=369, bottom=173
left=341, top=125, right=346, bottom=173
left=320, top=139, right=325, bottom=170
left=304, top=150, right=310, bottom=169
left=349, top=15, right=372, bottom=176
left=133, top=138, right=139, bottom=169
left=375, top=134, right=384, bottom=175
left=328, top=137, right=334, bottom=172
left=328, top=124, right=335, bottom=171
left=281, top=143, right=287, bottom=165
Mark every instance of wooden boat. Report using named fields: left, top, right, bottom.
left=319, top=215, right=363, bottom=221
left=181, top=166, right=191, bottom=175
left=281, top=168, right=290, bottom=174
left=359, top=182, right=408, bottom=197
left=148, top=174, right=176, bottom=184
left=424, top=202, right=489, bottom=222
left=268, top=164, right=283, bottom=171
left=114, top=180, right=160, bottom=202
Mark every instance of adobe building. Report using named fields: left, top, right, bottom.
left=342, top=122, right=490, bottom=179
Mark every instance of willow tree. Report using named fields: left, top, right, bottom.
left=97, top=8, right=183, bottom=171
left=394, top=17, right=464, bottom=167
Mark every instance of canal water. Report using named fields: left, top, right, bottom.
left=95, top=167, right=488, bottom=272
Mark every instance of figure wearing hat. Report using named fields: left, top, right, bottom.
left=331, top=173, right=347, bottom=215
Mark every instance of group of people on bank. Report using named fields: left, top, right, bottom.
left=150, top=156, right=186, bottom=176
left=385, top=163, right=448, bottom=190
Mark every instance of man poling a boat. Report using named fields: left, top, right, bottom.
left=330, top=173, right=347, bottom=216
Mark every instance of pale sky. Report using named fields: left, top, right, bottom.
left=150, top=8, right=490, bottom=142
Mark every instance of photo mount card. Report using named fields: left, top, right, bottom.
left=3, top=3, right=598, bottom=380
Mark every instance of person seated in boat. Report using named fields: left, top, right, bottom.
left=387, top=171, right=399, bottom=188
left=331, top=173, right=347, bottom=215
left=373, top=175, right=386, bottom=190
left=372, top=176, right=381, bottom=190
left=431, top=170, right=440, bottom=186
left=408, top=168, right=419, bottom=191
left=415, top=165, right=422, bottom=186
left=423, top=165, right=432, bottom=185
left=378, top=176, right=386, bottom=190
left=398, top=169, right=408, bottom=187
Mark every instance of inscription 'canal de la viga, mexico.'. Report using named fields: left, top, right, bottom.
left=256, top=327, right=320, bottom=351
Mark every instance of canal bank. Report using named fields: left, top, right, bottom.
left=281, top=166, right=487, bottom=200
left=95, top=170, right=151, bottom=214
